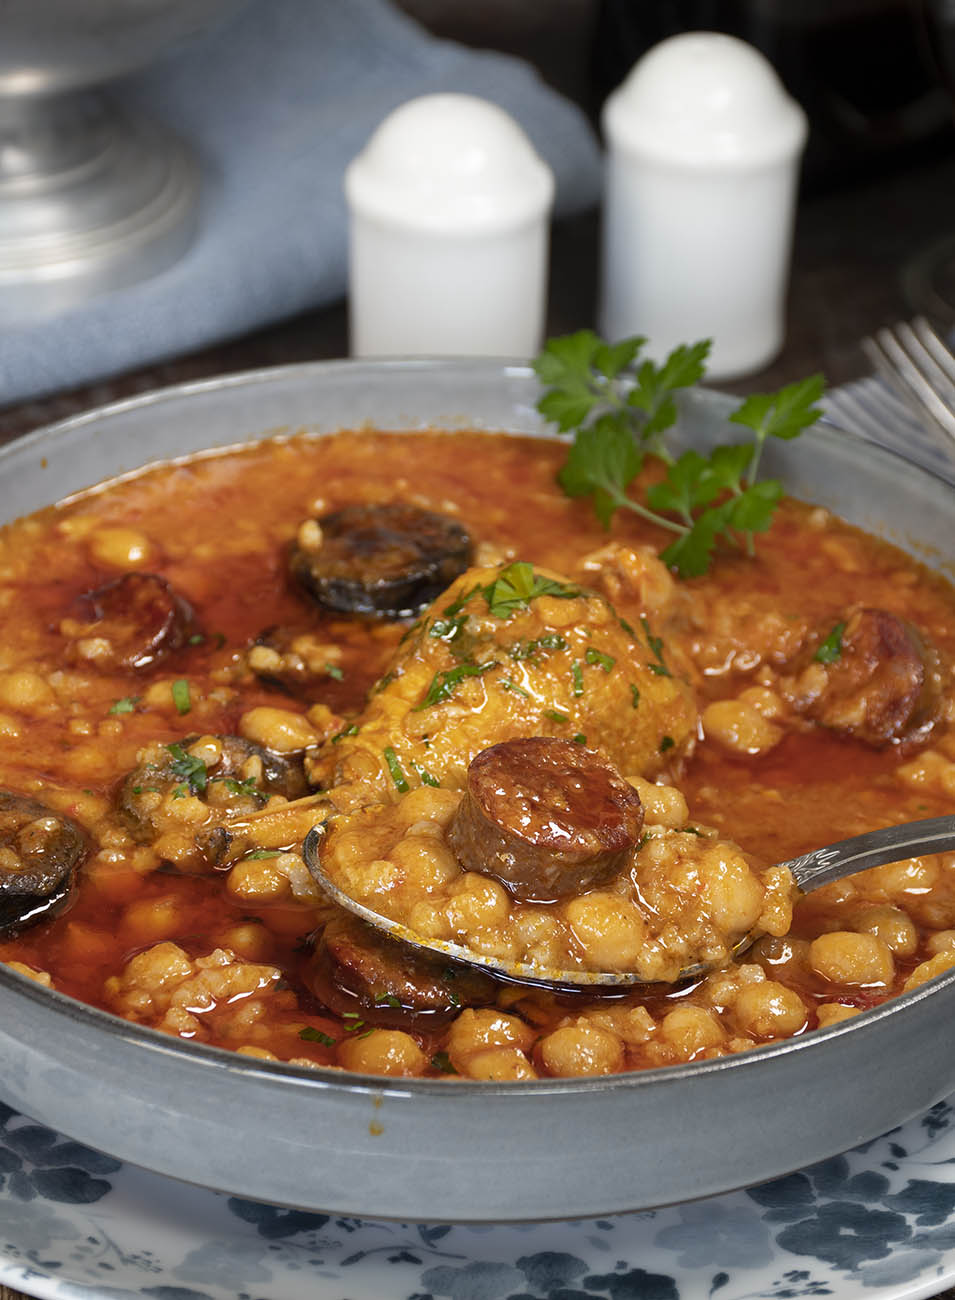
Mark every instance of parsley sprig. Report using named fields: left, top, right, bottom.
left=535, top=330, right=824, bottom=577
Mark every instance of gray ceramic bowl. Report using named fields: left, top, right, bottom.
left=0, top=360, right=953, bottom=1223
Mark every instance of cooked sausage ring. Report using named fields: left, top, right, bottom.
left=448, top=736, right=645, bottom=903
left=289, top=502, right=472, bottom=619
left=0, top=791, right=88, bottom=936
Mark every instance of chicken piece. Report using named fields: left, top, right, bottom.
left=308, top=560, right=697, bottom=811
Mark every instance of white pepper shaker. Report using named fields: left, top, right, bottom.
left=599, top=32, right=808, bottom=380
left=345, top=93, right=555, bottom=358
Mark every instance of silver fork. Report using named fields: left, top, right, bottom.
left=861, top=316, right=955, bottom=450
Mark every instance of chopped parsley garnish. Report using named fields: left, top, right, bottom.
left=383, top=746, right=409, bottom=793
left=480, top=561, right=581, bottom=619
left=571, top=661, right=584, bottom=697
left=325, top=662, right=344, bottom=681
left=165, top=743, right=207, bottom=794
left=431, top=1051, right=458, bottom=1075
left=630, top=684, right=641, bottom=708
left=246, top=849, right=280, bottom=860
left=573, top=733, right=587, bottom=745
left=508, top=632, right=568, bottom=661
left=108, top=695, right=140, bottom=715
left=331, top=723, right=359, bottom=743
left=544, top=708, right=569, bottom=723
left=222, top=776, right=259, bottom=798
left=171, top=678, right=191, bottom=715
left=500, top=678, right=532, bottom=699
left=640, top=617, right=672, bottom=678
left=299, top=1026, right=337, bottom=1046
left=442, top=583, right=481, bottom=618
left=659, top=735, right=675, bottom=753
left=429, top=615, right=467, bottom=642
left=416, top=660, right=497, bottom=710
left=584, top=647, right=615, bottom=673
left=815, top=621, right=847, bottom=664
left=535, top=330, right=824, bottom=577
left=374, top=993, right=401, bottom=1008
left=409, top=758, right=440, bottom=788
left=188, top=633, right=206, bottom=646
left=373, top=671, right=396, bottom=694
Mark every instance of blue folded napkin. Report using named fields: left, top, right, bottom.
left=0, top=0, right=602, bottom=407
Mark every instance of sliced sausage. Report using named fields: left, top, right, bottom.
left=787, top=608, right=942, bottom=749
left=67, top=572, right=197, bottom=671
left=447, top=737, right=644, bottom=903
left=116, top=734, right=309, bottom=845
left=305, top=912, right=495, bottom=1030
left=289, top=503, right=472, bottom=619
left=0, top=791, right=87, bottom=935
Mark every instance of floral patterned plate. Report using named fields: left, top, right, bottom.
left=2, top=1095, right=955, bottom=1300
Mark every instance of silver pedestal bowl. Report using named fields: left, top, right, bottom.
left=0, top=0, right=248, bottom=322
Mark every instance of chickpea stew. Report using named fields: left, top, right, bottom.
left=0, top=428, right=953, bottom=1083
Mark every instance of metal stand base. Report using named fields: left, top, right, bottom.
left=0, top=90, right=200, bottom=323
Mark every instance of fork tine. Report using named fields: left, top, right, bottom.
left=912, top=315, right=955, bottom=388
left=861, top=324, right=955, bottom=446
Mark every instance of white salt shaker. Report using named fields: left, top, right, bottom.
left=599, top=32, right=808, bottom=380
left=345, top=93, right=555, bottom=358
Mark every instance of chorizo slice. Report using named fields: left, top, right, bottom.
left=784, top=608, right=942, bottom=749
left=116, top=734, right=309, bottom=846
left=447, top=737, right=644, bottom=903
left=305, top=912, right=495, bottom=1030
left=66, top=572, right=197, bottom=671
left=0, top=791, right=87, bottom=936
left=289, top=503, right=472, bottom=619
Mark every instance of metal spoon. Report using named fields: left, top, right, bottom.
left=303, top=815, right=955, bottom=989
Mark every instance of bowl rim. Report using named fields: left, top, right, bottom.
left=2, top=354, right=954, bottom=1101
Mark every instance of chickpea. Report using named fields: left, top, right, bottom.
left=218, top=922, right=276, bottom=962
left=698, top=846, right=764, bottom=935
left=336, top=1029, right=426, bottom=1077
left=447, top=1009, right=537, bottom=1071
left=4, top=960, right=53, bottom=987
left=88, top=525, right=153, bottom=569
left=852, top=905, right=918, bottom=957
left=0, top=670, right=57, bottom=715
left=815, top=1003, right=861, bottom=1029
left=702, top=699, right=782, bottom=756
left=539, top=1021, right=625, bottom=1077
left=121, top=896, right=187, bottom=944
left=660, top=1004, right=724, bottom=1057
left=926, top=930, right=955, bottom=956
left=389, top=834, right=459, bottom=893
left=445, top=873, right=511, bottom=932
left=564, top=891, right=646, bottom=970
left=903, top=950, right=955, bottom=992
left=809, top=932, right=895, bottom=986
left=732, top=981, right=807, bottom=1038
left=239, top=706, right=318, bottom=754
left=459, top=1047, right=537, bottom=1081
left=625, top=776, right=688, bottom=828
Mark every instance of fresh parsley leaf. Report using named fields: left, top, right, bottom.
left=430, top=1050, right=458, bottom=1075
left=536, top=330, right=825, bottom=576
left=246, top=849, right=280, bottom=860
left=331, top=723, right=359, bottom=743
left=500, top=678, right=532, bottom=699
left=325, top=662, right=344, bottom=681
left=408, top=758, right=440, bottom=788
left=544, top=708, right=569, bottom=723
left=584, top=647, right=615, bottom=673
left=481, top=562, right=580, bottom=619
left=815, top=621, right=846, bottom=664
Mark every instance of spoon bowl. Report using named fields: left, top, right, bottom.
left=303, top=814, right=955, bottom=988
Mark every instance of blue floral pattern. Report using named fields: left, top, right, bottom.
left=1, top=1096, right=954, bottom=1300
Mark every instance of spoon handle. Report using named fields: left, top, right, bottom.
left=781, top=815, right=955, bottom=893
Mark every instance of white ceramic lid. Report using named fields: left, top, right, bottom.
left=345, top=92, right=555, bottom=236
left=602, top=31, right=808, bottom=169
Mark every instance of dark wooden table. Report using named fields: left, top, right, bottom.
left=2, top=144, right=955, bottom=1300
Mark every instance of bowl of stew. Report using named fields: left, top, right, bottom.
left=0, top=358, right=952, bottom=1222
